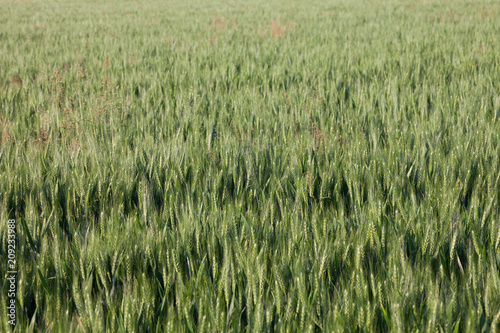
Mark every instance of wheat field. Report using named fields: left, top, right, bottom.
left=1, top=0, right=500, bottom=331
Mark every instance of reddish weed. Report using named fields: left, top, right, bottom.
left=231, top=122, right=248, bottom=143
left=270, top=19, right=286, bottom=39
left=213, top=15, right=226, bottom=33
left=0, top=114, right=11, bottom=145
left=33, top=123, right=49, bottom=145
left=10, top=75, right=22, bottom=88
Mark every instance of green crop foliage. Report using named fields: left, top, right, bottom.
left=1, top=0, right=500, bottom=331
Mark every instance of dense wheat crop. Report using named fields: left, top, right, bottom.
left=1, top=0, right=500, bottom=331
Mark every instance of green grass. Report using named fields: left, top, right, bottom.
left=1, top=0, right=500, bottom=331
